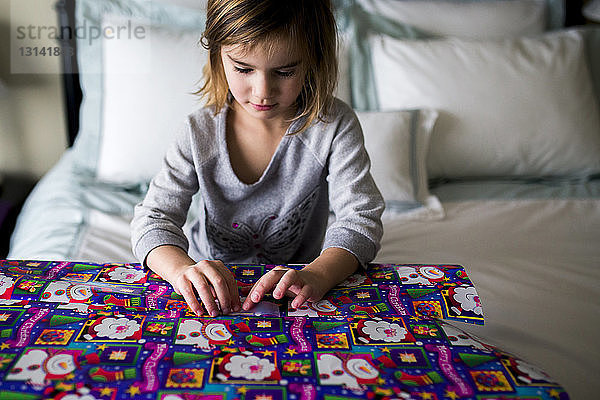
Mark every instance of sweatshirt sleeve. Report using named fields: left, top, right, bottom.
left=322, top=106, right=385, bottom=267
left=130, top=119, right=200, bottom=265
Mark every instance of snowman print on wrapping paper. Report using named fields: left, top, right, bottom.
left=175, top=319, right=241, bottom=351
left=5, top=348, right=97, bottom=388
left=40, top=281, right=95, bottom=303
left=440, top=322, right=491, bottom=351
left=396, top=266, right=445, bottom=286
left=316, top=353, right=379, bottom=392
left=287, top=299, right=338, bottom=317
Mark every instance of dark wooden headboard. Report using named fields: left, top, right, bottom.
left=55, top=0, right=82, bottom=147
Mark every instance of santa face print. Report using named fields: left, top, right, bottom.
left=505, top=358, right=554, bottom=384
left=0, top=274, right=15, bottom=297
left=338, top=274, right=367, bottom=287
left=106, top=266, right=146, bottom=284
left=450, top=286, right=483, bottom=316
left=222, top=354, right=277, bottom=381
left=91, top=317, right=141, bottom=340
left=359, top=320, right=408, bottom=343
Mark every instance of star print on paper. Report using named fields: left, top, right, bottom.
left=399, top=352, right=417, bottom=363
left=257, top=320, right=272, bottom=328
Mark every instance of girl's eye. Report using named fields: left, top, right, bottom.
left=276, top=70, right=295, bottom=78
left=234, top=66, right=252, bottom=74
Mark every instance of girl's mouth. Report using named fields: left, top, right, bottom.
left=251, top=103, right=275, bottom=111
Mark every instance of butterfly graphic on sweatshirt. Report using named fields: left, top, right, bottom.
left=205, top=188, right=319, bottom=263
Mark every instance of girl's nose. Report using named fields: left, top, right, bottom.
left=252, top=73, right=273, bottom=100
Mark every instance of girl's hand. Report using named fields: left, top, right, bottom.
left=169, top=260, right=241, bottom=317
left=242, top=266, right=329, bottom=311
left=242, top=248, right=360, bottom=311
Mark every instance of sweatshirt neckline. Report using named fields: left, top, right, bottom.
left=218, top=106, right=301, bottom=188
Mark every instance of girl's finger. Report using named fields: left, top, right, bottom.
left=215, top=262, right=242, bottom=312
left=242, top=269, right=284, bottom=310
left=187, top=270, right=219, bottom=317
left=273, top=269, right=299, bottom=299
left=285, top=283, right=303, bottom=296
left=291, top=284, right=313, bottom=309
left=201, top=265, right=235, bottom=315
left=178, top=278, right=204, bottom=316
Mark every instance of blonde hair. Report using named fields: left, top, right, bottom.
left=197, top=0, right=338, bottom=133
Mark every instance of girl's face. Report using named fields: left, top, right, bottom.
left=221, top=37, right=306, bottom=125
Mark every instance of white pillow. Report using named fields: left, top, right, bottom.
left=358, top=0, right=547, bottom=39
left=357, top=109, right=444, bottom=220
left=97, top=12, right=352, bottom=184
left=371, top=30, right=600, bottom=178
left=97, top=15, right=207, bottom=183
left=165, top=0, right=206, bottom=9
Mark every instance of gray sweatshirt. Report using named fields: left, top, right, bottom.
left=131, top=98, right=384, bottom=266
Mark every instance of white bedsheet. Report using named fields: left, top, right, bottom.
left=74, top=210, right=136, bottom=262
left=376, top=199, right=600, bottom=400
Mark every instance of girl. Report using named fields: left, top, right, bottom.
left=131, top=0, right=384, bottom=317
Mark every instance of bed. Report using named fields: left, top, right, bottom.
left=7, top=0, right=600, bottom=399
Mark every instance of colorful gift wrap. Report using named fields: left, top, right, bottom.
left=0, top=260, right=568, bottom=399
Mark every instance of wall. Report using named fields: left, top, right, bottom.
left=0, top=0, right=67, bottom=179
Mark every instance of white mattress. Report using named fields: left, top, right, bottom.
left=376, top=199, right=600, bottom=400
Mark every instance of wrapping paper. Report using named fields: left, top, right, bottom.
left=0, top=260, right=568, bottom=399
